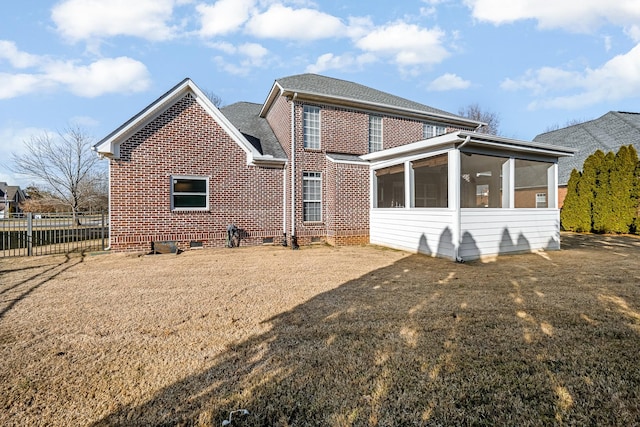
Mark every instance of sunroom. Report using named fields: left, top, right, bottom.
left=361, top=131, right=575, bottom=261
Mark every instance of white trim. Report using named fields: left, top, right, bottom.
left=302, top=171, right=322, bottom=222
left=94, top=78, right=285, bottom=167
left=170, top=175, right=210, bottom=211
left=325, top=155, right=368, bottom=166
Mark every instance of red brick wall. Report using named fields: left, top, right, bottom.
left=109, top=93, right=284, bottom=252
left=325, top=160, right=370, bottom=246
left=265, top=95, right=292, bottom=158
left=383, top=116, right=425, bottom=149
left=268, top=100, right=433, bottom=246
left=558, top=186, right=568, bottom=209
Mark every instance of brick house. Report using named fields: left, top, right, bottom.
left=95, top=74, right=573, bottom=259
left=0, top=182, right=26, bottom=218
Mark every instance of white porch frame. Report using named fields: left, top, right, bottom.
left=362, top=131, right=575, bottom=261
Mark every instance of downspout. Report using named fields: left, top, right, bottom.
left=290, top=93, right=298, bottom=247
left=282, top=167, right=287, bottom=246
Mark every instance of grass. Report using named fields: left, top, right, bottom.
left=1, top=233, right=639, bottom=426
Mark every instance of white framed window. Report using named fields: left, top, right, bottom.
left=423, top=123, right=447, bottom=139
left=303, top=172, right=322, bottom=222
left=369, top=115, right=383, bottom=153
left=303, top=105, right=321, bottom=149
left=171, top=175, right=209, bottom=211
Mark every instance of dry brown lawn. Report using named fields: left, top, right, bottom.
left=1, top=233, right=639, bottom=426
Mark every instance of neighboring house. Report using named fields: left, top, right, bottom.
left=0, top=182, right=26, bottom=218
left=95, top=73, right=573, bottom=260
left=533, top=111, right=640, bottom=207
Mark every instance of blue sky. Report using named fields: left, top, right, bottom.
left=2, top=0, right=640, bottom=187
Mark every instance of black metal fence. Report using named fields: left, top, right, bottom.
left=0, top=212, right=108, bottom=257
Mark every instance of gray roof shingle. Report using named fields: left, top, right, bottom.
left=275, top=73, right=476, bottom=125
left=220, top=102, right=286, bottom=159
left=533, top=111, right=640, bottom=185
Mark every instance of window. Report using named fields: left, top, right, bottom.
left=303, top=105, right=320, bottom=149
left=303, top=172, right=322, bottom=222
left=460, top=153, right=508, bottom=208
left=423, top=123, right=447, bottom=139
left=412, top=154, right=448, bottom=207
left=375, top=165, right=404, bottom=208
left=171, top=176, right=209, bottom=210
left=514, top=159, right=552, bottom=208
left=369, top=115, right=383, bottom=152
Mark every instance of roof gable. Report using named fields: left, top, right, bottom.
left=260, top=73, right=483, bottom=128
left=94, top=79, right=285, bottom=167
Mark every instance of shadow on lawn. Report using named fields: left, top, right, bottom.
left=0, top=253, right=85, bottom=320
left=92, top=240, right=640, bottom=426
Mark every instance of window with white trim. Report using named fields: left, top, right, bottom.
left=423, top=123, right=447, bottom=139
left=303, top=172, right=322, bottom=222
left=303, top=105, right=321, bottom=149
left=171, top=176, right=209, bottom=211
left=369, top=115, right=383, bottom=153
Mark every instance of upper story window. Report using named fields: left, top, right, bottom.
left=423, top=123, right=447, bottom=139
left=303, top=105, right=321, bottom=149
left=369, top=115, right=383, bottom=153
left=171, top=175, right=209, bottom=211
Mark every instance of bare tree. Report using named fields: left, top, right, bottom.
left=543, top=117, right=590, bottom=133
left=10, top=126, right=106, bottom=223
left=203, top=90, right=223, bottom=108
left=458, top=103, right=500, bottom=135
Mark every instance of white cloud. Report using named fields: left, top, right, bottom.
left=0, top=42, right=151, bottom=99
left=305, top=52, right=377, bottom=74
left=197, top=0, right=255, bottom=37
left=237, top=43, right=268, bottom=63
left=501, top=43, right=640, bottom=109
left=43, top=57, right=152, bottom=97
left=0, top=73, right=47, bottom=99
left=355, top=22, right=449, bottom=67
left=0, top=41, right=41, bottom=68
left=626, top=25, right=640, bottom=42
left=427, top=73, right=471, bottom=91
left=52, top=0, right=180, bottom=42
left=213, top=42, right=270, bottom=76
left=246, top=4, right=346, bottom=40
left=464, top=0, right=640, bottom=35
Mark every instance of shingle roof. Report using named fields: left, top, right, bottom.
left=326, top=153, right=368, bottom=164
left=220, top=102, right=286, bottom=160
left=274, top=73, right=478, bottom=126
left=533, top=111, right=640, bottom=185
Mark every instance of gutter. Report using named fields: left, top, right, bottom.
left=277, top=89, right=485, bottom=129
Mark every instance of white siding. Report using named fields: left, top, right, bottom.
left=370, top=209, right=455, bottom=258
left=459, top=209, right=560, bottom=260
left=371, top=208, right=560, bottom=261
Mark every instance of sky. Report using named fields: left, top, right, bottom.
left=2, top=0, right=640, bottom=187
